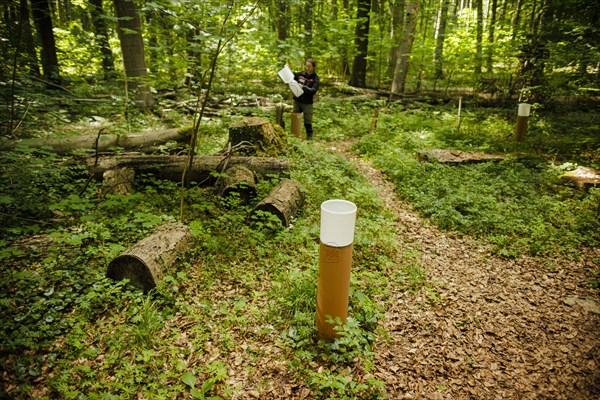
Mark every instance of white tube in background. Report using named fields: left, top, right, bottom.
left=320, top=200, right=357, bottom=247
left=518, top=103, right=531, bottom=117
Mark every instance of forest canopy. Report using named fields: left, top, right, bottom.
left=1, top=0, right=599, bottom=132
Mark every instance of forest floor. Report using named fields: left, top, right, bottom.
left=328, top=140, right=600, bottom=399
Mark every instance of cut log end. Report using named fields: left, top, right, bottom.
left=253, top=179, right=304, bottom=227
left=107, top=255, right=157, bottom=291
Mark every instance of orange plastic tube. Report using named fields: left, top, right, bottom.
left=316, top=242, right=353, bottom=341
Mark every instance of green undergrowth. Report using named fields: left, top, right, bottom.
left=349, top=101, right=600, bottom=258
left=0, top=134, right=426, bottom=398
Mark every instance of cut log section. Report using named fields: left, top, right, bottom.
left=0, top=127, right=193, bottom=154
left=417, top=149, right=510, bottom=164
left=101, top=167, right=135, bottom=195
left=107, top=223, right=193, bottom=291
left=228, top=117, right=286, bottom=156
left=86, top=154, right=290, bottom=183
left=217, top=165, right=257, bottom=203
left=253, top=179, right=304, bottom=227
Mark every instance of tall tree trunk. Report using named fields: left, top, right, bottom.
left=303, top=0, right=314, bottom=43
left=387, top=0, right=405, bottom=78
left=475, top=0, right=483, bottom=75
left=30, top=0, right=61, bottom=83
left=276, top=0, right=289, bottom=41
left=19, top=0, right=41, bottom=76
left=89, top=0, right=114, bottom=79
left=434, top=0, right=449, bottom=81
left=511, top=0, right=522, bottom=42
left=113, top=0, right=153, bottom=109
left=486, top=0, right=497, bottom=72
left=391, top=0, right=418, bottom=94
left=349, top=0, right=372, bottom=87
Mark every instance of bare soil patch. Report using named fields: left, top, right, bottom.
left=331, top=141, right=600, bottom=400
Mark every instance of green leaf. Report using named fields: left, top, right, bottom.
left=182, top=371, right=196, bottom=388
left=190, top=388, right=205, bottom=399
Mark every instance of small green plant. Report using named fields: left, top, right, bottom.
left=181, top=362, right=227, bottom=400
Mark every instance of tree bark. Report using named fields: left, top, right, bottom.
left=228, top=117, right=286, bottom=156
left=475, top=0, right=483, bottom=75
left=87, top=154, right=290, bottom=183
left=30, top=0, right=61, bottom=83
left=216, top=165, right=257, bottom=204
left=0, top=127, right=192, bottom=154
left=107, top=223, right=193, bottom=291
left=434, top=0, right=449, bottom=81
left=89, top=0, right=115, bottom=79
left=486, top=0, right=498, bottom=73
left=113, top=0, right=153, bottom=109
left=101, top=167, right=135, bottom=195
left=387, top=0, right=405, bottom=79
left=391, top=0, right=418, bottom=94
left=349, top=0, right=372, bottom=87
left=19, top=0, right=41, bottom=76
left=253, top=179, right=304, bottom=227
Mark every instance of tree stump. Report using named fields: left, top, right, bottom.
left=102, top=167, right=135, bottom=195
left=253, top=179, right=304, bottom=227
left=217, top=165, right=257, bottom=204
left=228, top=117, right=286, bottom=156
left=107, top=223, right=193, bottom=291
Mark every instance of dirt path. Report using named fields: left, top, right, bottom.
left=331, top=142, right=600, bottom=400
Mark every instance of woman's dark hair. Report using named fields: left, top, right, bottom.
left=306, top=58, right=316, bottom=68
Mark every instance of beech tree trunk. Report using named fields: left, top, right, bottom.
left=434, top=0, right=449, bottom=81
left=113, top=0, right=153, bottom=109
left=0, top=128, right=192, bottom=154
left=391, top=0, right=418, bottom=94
left=107, top=223, right=193, bottom=291
left=30, top=0, right=61, bottom=83
left=87, top=154, right=290, bottom=182
left=349, top=0, right=372, bottom=88
left=253, top=179, right=304, bottom=227
left=89, top=0, right=115, bottom=78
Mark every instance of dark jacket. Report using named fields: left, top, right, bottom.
left=293, top=71, right=320, bottom=104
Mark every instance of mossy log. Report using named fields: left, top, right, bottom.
left=107, top=223, right=193, bottom=291
left=217, top=165, right=257, bottom=204
left=0, top=127, right=193, bottom=154
left=253, top=179, right=304, bottom=227
left=86, top=154, right=290, bottom=183
left=228, top=117, right=286, bottom=156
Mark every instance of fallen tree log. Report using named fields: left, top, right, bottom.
left=417, top=149, right=513, bottom=164
left=253, top=179, right=304, bottom=227
left=107, top=223, right=193, bottom=291
left=217, top=165, right=257, bottom=203
left=86, top=154, right=290, bottom=183
left=0, top=127, right=193, bottom=154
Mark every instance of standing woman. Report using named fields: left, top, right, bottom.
left=293, top=58, right=320, bottom=140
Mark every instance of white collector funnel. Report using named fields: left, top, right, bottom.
left=320, top=200, right=357, bottom=248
